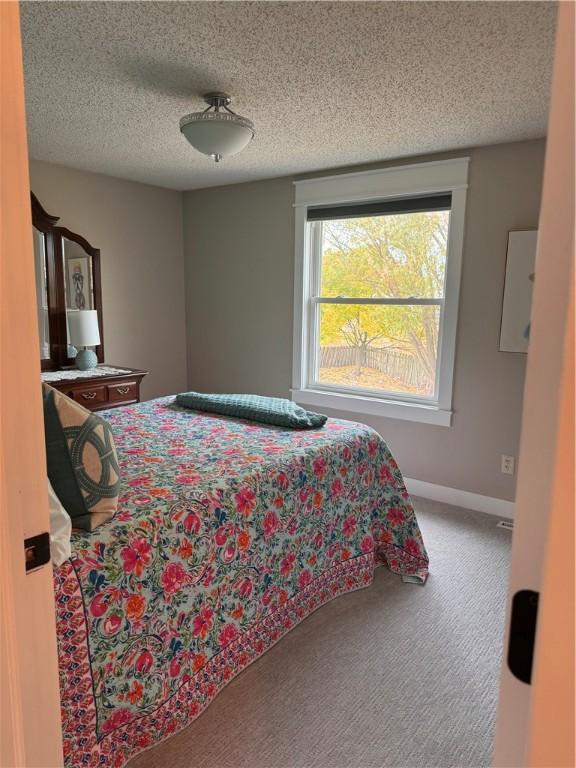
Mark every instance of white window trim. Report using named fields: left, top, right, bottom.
left=291, top=158, right=469, bottom=427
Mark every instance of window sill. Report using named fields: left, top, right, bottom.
left=291, top=388, right=452, bottom=427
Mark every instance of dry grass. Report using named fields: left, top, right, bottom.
left=318, top=365, right=431, bottom=396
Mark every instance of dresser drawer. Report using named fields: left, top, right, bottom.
left=107, top=381, right=138, bottom=403
left=44, top=366, right=148, bottom=412
left=70, top=385, right=108, bottom=406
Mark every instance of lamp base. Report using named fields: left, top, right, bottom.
left=75, top=348, right=98, bottom=371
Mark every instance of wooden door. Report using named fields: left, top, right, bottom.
left=0, top=3, right=64, bottom=765
left=492, top=3, right=575, bottom=766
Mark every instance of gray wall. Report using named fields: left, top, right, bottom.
left=183, top=140, right=545, bottom=501
left=30, top=160, right=188, bottom=400
left=183, top=177, right=295, bottom=398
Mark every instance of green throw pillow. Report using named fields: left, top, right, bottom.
left=42, top=384, right=120, bottom=531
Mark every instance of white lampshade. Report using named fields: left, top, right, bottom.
left=67, top=310, right=100, bottom=347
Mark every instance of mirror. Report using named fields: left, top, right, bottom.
left=62, top=236, right=96, bottom=358
left=31, top=193, right=104, bottom=370
left=33, top=227, right=50, bottom=360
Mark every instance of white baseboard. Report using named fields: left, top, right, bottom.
left=404, top=477, right=515, bottom=519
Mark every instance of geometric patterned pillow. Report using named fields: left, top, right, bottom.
left=42, top=384, right=120, bottom=531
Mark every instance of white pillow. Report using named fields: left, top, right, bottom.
left=48, top=480, right=72, bottom=567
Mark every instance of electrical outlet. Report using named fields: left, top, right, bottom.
left=501, top=455, right=515, bottom=475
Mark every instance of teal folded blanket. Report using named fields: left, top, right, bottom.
left=175, top=392, right=327, bottom=429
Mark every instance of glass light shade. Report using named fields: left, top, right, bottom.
left=180, top=112, right=255, bottom=160
left=67, top=309, right=100, bottom=347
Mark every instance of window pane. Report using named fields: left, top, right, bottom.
left=316, top=303, right=440, bottom=398
left=318, top=210, right=450, bottom=299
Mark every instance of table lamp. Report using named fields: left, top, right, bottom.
left=67, top=310, right=100, bottom=370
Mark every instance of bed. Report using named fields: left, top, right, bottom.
left=54, top=396, right=429, bottom=767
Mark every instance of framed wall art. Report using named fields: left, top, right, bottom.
left=500, top=230, right=538, bottom=353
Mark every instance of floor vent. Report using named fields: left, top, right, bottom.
left=497, top=520, right=514, bottom=530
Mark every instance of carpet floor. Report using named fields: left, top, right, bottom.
left=130, top=498, right=512, bottom=768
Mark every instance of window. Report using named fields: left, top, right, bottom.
left=292, top=159, right=469, bottom=426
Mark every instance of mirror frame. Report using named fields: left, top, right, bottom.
left=32, top=193, right=105, bottom=370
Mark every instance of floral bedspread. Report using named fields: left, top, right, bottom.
left=54, top=397, right=428, bottom=767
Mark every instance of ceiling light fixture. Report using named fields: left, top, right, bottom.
left=179, top=92, right=255, bottom=163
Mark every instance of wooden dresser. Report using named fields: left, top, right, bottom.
left=42, top=366, right=148, bottom=412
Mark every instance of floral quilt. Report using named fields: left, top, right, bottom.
left=53, top=397, right=428, bottom=767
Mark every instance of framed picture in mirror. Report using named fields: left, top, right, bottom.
left=65, top=252, right=93, bottom=311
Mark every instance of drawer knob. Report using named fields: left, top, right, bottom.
left=116, top=386, right=130, bottom=395
left=82, top=391, right=97, bottom=401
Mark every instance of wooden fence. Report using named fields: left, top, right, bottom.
left=319, top=345, right=430, bottom=389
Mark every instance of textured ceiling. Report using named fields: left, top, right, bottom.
left=21, top=1, right=556, bottom=191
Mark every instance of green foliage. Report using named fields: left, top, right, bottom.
left=317, top=211, right=448, bottom=381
